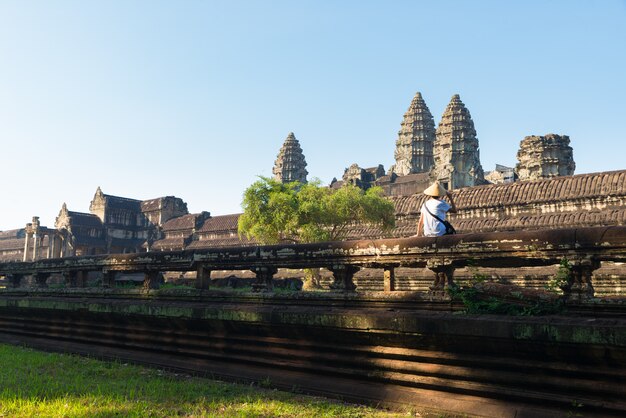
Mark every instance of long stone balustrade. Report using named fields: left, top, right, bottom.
left=1, top=226, right=626, bottom=416
left=1, top=226, right=625, bottom=298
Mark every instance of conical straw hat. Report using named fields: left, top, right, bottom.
left=423, top=181, right=447, bottom=197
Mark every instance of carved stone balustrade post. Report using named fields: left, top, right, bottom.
left=196, top=264, right=211, bottom=290
left=384, top=266, right=396, bottom=292
left=73, top=271, right=87, bottom=288
left=102, top=271, right=116, bottom=288
left=143, top=271, right=163, bottom=290
left=427, top=261, right=456, bottom=293
left=62, top=271, right=80, bottom=288
left=329, top=264, right=359, bottom=292
left=563, top=259, right=600, bottom=301
left=34, top=272, right=50, bottom=288
left=252, top=266, right=277, bottom=292
left=9, top=274, right=23, bottom=288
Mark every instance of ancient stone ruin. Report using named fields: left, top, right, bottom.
left=432, top=94, right=485, bottom=189
left=0, top=93, right=604, bottom=264
left=516, top=134, right=575, bottom=181
left=392, top=92, right=436, bottom=176
left=272, top=132, right=308, bottom=184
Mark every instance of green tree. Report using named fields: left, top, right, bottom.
left=238, top=177, right=395, bottom=244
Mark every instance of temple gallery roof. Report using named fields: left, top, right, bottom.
left=0, top=229, right=25, bottom=239
left=102, top=194, right=142, bottom=211
left=66, top=211, right=104, bottom=228
left=162, top=212, right=210, bottom=232
left=0, top=237, right=25, bottom=251
left=140, top=197, right=169, bottom=212
left=151, top=237, right=187, bottom=251
left=392, top=170, right=626, bottom=216
left=198, top=214, right=242, bottom=233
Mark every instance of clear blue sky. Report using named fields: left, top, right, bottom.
left=1, top=1, right=625, bottom=231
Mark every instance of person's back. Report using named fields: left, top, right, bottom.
left=420, top=198, right=451, bottom=237
left=416, top=181, right=457, bottom=237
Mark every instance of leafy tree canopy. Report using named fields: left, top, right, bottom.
left=238, top=177, right=395, bottom=244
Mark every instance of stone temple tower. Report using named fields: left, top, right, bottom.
left=393, top=92, right=436, bottom=176
left=273, top=132, right=308, bottom=184
left=432, top=94, right=484, bottom=190
left=516, top=134, right=575, bottom=181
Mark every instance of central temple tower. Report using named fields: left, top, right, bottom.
left=393, top=92, right=436, bottom=175
left=432, top=94, right=484, bottom=189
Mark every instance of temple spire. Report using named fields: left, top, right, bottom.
left=432, top=94, right=484, bottom=189
left=392, top=92, right=436, bottom=176
left=273, top=132, right=308, bottom=184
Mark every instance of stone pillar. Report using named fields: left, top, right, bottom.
left=427, top=261, right=456, bottom=292
left=196, top=264, right=211, bottom=290
left=329, top=264, right=359, bottom=292
left=383, top=266, right=396, bottom=292
left=251, top=266, right=277, bottom=292
left=143, top=271, right=163, bottom=290
left=9, top=274, right=23, bottom=288
left=563, top=259, right=600, bottom=301
left=65, top=271, right=87, bottom=288
left=60, top=237, right=66, bottom=258
left=34, top=272, right=50, bottom=288
left=48, top=234, right=55, bottom=259
left=32, top=232, right=39, bottom=261
left=102, top=271, right=116, bottom=288
left=23, top=233, right=31, bottom=262
left=62, top=271, right=72, bottom=287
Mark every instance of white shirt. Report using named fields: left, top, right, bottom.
left=420, top=198, right=451, bottom=237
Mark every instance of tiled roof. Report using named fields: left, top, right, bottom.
left=162, top=212, right=209, bottom=232
left=0, top=238, right=24, bottom=251
left=187, top=235, right=256, bottom=249
left=162, top=213, right=197, bottom=231
left=376, top=172, right=430, bottom=185
left=104, top=194, right=142, bottom=211
left=0, top=229, right=24, bottom=239
left=198, top=214, right=241, bottom=233
left=391, top=170, right=626, bottom=216
left=455, top=170, right=626, bottom=209
left=68, top=211, right=104, bottom=228
left=152, top=237, right=187, bottom=251
left=140, top=197, right=166, bottom=212
left=452, top=208, right=626, bottom=234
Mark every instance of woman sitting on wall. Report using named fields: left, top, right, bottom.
left=417, top=182, right=457, bottom=237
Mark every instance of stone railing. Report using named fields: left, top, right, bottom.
left=1, top=226, right=625, bottom=299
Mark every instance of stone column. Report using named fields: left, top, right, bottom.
left=32, top=232, right=39, bottom=261
left=9, top=274, right=23, bottom=288
left=48, top=234, right=55, bottom=259
left=22, top=233, right=31, bottom=262
left=196, top=264, right=211, bottom=290
left=251, top=266, right=277, bottom=292
left=65, top=271, right=87, bottom=288
left=427, top=261, right=456, bottom=292
left=563, top=259, right=600, bottom=301
left=62, top=271, right=72, bottom=287
left=102, top=271, right=116, bottom=288
left=329, top=264, right=359, bottom=292
left=34, top=272, right=50, bottom=288
left=383, top=266, right=396, bottom=292
left=143, top=271, right=163, bottom=290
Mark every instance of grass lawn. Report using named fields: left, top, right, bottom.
left=0, top=344, right=418, bottom=417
